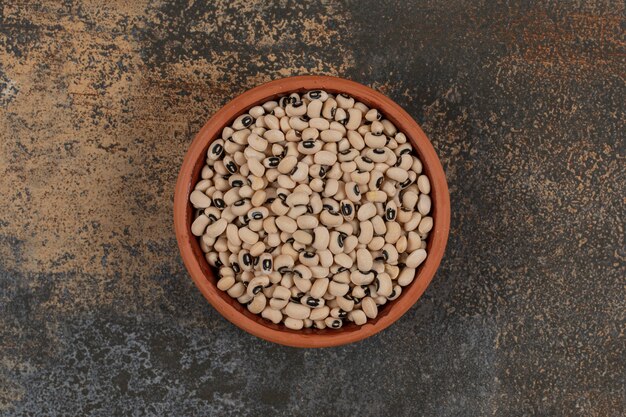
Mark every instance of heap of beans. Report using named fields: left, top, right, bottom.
left=190, top=90, right=433, bottom=330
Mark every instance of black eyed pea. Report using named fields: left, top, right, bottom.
left=343, top=235, right=359, bottom=254
left=348, top=309, right=368, bottom=325
left=321, top=97, right=337, bottom=119
left=314, top=150, right=338, bottom=166
left=386, top=167, right=409, bottom=183
left=397, top=266, right=417, bottom=286
left=293, top=276, right=312, bottom=293
left=370, top=120, right=384, bottom=135
left=330, top=307, right=348, bottom=319
left=201, top=165, right=213, bottom=179
left=325, top=317, right=343, bottom=329
left=396, top=236, right=408, bottom=254
left=248, top=206, right=269, bottom=221
left=288, top=116, right=308, bottom=131
left=351, top=270, right=375, bottom=286
left=318, top=249, right=334, bottom=268
left=328, top=280, right=350, bottom=297
left=397, top=208, right=413, bottom=223
left=357, top=203, right=376, bottom=221
left=302, top=127, right=320, bottom=141
left=275, top=216, right=297, bottom=233
left=284, top=317, right=304, bottom=330
left=376, top=273, right=393, bottom=297
left=365, top=190, right=387, bottom=203
left=285, top=302, right=311, bottom=320
left=351, top=170, right=370, bottom=185
left=334, top=107, right=348, bottom=124
left=405, top=249, right=427, bottom=269
left=302, top=295, right=324, bottom=308
left=237, top=292, right=253, bottom=305
left=345, top=108, right=362, bottom=130
left=231, top=199, right=252, bottom=217
left=191, top=214, right=210, bottom=237
left=312, top=226, right=330, bottom=250
left=345, top=181, right=361, bottom=202
left=320, top=210, right=344, bottom=227
left=418, top=194, right=431, bottom=216
left=298, top=251, right=319, bottom=267
left=207, top=139, right=225, bottom=161
left=354, top=157, right=374, bottom=173
left=340, top=199, right=355, bottom=220
left=231, top=128, right=251, bottom=145
left=396, top=153, right=413, bottom=170
left=334, top=253, right=353, bottom=269
left=259, top=253, right=273, bottom=274
left=221, top=127, right=234, bottom=140
left=351, top=285, right=367, bottom=299
left=365, top=148, right=388, bottom=163
left=313, top=320, right=327, bottom=329
left=296, top=215, right=318, bottom=231
left=356, top=248, right=374, bottom=271
left=305, top=90, right=328, bottom=102
left=368, top=171, right=384, bottom=191
left=381, top=119, right=397, bottom=136
left=385, top=200, right=398, bottom=221
left=382, top=243, right=399, bottom=264
left=298, top=139, right=322, bottom=155
left=364, top=132, right=386, bottom=148
left=249, top=241, right=266, bottom=257
left=274, top=254, right=294, bottom=274
left=336, top=296, right=355, bottom=312
left=361, top=297, right=378, bottom=319
left=403, top=212, right=423, bottom=232
left=270, top=198, right=290, bottom=216
left=320, top=129, right=342, bottom=143
left=247, top=132, right=268, bottom=152
left=262, top=307, right=283, bottom=324
left=279, top=116, right=291, bottom=132
left=385, top=221, right=402, bottom=244
left=204, top=218, right=228, bottom=238
left=385, top=264, right=401, bottom=280
left=336, top=93, right=355, bottom=109
left=306, top=99, right=323, bottom=118
left=309, top=117, right=330, bottom=131
left=285, top=191, right=308, bottom=207
left=310, top=278, right=330, bottom=299
left=226, top=282, right=245, bottom=298
left=285, top=101, right=307, bottom=117
left=232, top=114, right=254, bottom=130
left=247, top=276, right=270, bottom=297
left=190, top=190, right=212, bottom=209
left=292, top=230, right=313, bottom=246
left=262, top=156, right=282, bottom=170
left=205, top=252, right=220, bottom=267
left=365, top=108, right=382, bottom=122
left=309, top=305, right=330, bottom=321
left=388, top=285, right=403, bottom=301
left=217, top=275, right=235, bottom=291
left=310, top=265, right=330, bottom=279
left=293, top=264, right=312, bottom=280
left=417, top=175, right=430, bottom=194
left=418, top=216, right=433, bottom=234
left=358, top=221, right=374, bottom=245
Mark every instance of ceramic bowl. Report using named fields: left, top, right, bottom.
left=174, top=75, right=450, bottom=347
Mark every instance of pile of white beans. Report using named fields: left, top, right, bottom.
left=190, top=90, right=433, bottom=330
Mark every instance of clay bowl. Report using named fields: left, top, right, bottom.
left=174, top=75, right=450, bottom=348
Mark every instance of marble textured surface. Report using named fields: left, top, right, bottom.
left=0, top=1, right=624, bottom=416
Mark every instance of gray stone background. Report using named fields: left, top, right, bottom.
left=0, top=1, right=624, bottom=416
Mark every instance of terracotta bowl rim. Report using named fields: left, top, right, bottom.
left=174, top=75, right=450, bottom=348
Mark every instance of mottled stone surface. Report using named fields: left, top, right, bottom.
left=0, top=1, right=624, bottom=415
